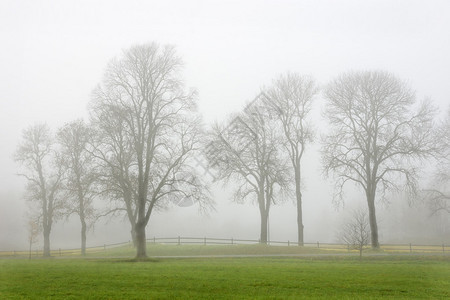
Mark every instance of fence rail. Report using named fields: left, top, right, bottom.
left=0, top=237, right=447, bottom=258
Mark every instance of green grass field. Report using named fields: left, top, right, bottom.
left=1, top=250, right=449, bottom=299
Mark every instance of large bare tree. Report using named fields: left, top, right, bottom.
left=57, top=119, right=97, bottom=255
left=322, top=71, right=437, bottom=248
left=15, top=124, right=64, bottom=257
left=207, top=95, right=290, bottom=243
left=90, top=43, right=210, bottom=258
left=262, top=73, right=318, bottom=246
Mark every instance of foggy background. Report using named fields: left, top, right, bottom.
left=1, top=0, right=449, bottom=250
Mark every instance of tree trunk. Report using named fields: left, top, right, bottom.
left=80, top=219, right=87, bottom=256
left=43, top=226, right=51, bottom=257
left=130, top=225, right=137, bottom=247
left=260, top=210, right=268, bottom=244
left=295, top=167, right=304, bottom=246
left=135, top=167, right=148, bottom=259
left=42, top=191, right=51, bottom=257
left=135, top=221, right=147, bottom=258
left=367, top=192, right=379, bottom=248
left=296, top=195, right=304, bottom=246
left=29, top=238, right=32, bottom=260
left=258, top=187, right=268, bottom=244
left=77, top=177, right=87, bottom=256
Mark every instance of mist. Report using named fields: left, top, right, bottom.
left=1, top=0, right=449, bottom=252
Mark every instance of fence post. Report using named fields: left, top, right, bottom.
left=288, top=240, right=290, bottom=247
left=204, top=237, right=206, bottom=246
left=317, top=241, right=320, bottom=249
left=178, top=236, right=180, bottom=246
left=231, top=238, right=234, bottom=245
left=153, top=237, right=156, bottom=244
left=409, top=243, right=412, bottom=253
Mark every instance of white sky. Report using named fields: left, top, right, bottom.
left=1, top=0, right=449, bottom=250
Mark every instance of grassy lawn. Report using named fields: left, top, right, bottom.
left=1, top=255, right=449, bottom=299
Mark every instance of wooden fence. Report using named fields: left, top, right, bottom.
left=0, top=236, right=447, bottom=257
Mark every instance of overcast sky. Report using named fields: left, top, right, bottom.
left=1, top=0, right=449, bottom=250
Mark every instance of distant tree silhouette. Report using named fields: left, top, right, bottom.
left=323, top=71, right=437, bottom=248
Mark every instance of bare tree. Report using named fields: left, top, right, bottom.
left=262, top=73, right=318, bottom=246
left=207, top=94, right=290, bottom=244
left=15, top=124, right=65, bottom=257
left=90, top=43, right=210, bottom=259
left=424, top=107, right=450, bottom=215
left=339, top=209, right=370, bottom=259
left=57, top=120, right=97, bottom=255
left=322, top=71, right=437, bottom=248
